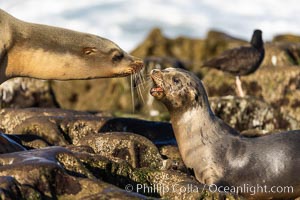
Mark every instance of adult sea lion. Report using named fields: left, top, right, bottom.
left=150, top=67, right=300, bottom=199
left=0, top=9, right=143, bottom=84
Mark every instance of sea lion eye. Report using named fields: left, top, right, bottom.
left=83, top=47, right=97, bottom=55
left=173, top=77, right=181, bottom=84
left=112, top=52, right=124, bottom=62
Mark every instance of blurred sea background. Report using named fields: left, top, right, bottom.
left=1, top=0, right=300, bottom=51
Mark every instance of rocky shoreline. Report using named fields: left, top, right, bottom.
left=0, top=108, right=238, bottom=199
left=0, top=29, right=300, bottom=199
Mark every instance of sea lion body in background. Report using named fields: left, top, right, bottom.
left=0, top=9, right=143, bottom=84
left=150, top=67, right=300, bottom=199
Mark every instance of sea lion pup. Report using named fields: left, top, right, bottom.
left=0, top=9, right=143, bottom=84
left=202, top=30, right=264, bottom=97
left=150, top=68, right=300, bottom=199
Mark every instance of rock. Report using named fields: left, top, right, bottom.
left=209, top=96, right=288, bottom=133
left=0, top=108, right=176, bottom=147
left=273, top=34, right=300, bottom=43
left=0, top=78, right=56, bottom=108
left=272, top=34, right=300, bottom=65
left=0, top=146, right=148, bottom=199
left=0, top=108, right=92, bottom=133
left=50, top=78, right=134, bottom=112
left=131, top=28, right=206, bottom=73
left=201, top=66, right=300, bottom=125
left=0, top=176, right=42, bottom=199
left=0, top=132, right=26, bottom=154
left=159, top=145, right=187, bottom=173
left=73, top=149, right=238, bottom=199
left=130, top=169, right=238, bottom=199
left=76, top=132, right=163, bottom=169
left=202, top=30, right=247, bottom=61
left=243, top=66, right=300, bottom=123
left=261, top=43, right=299, bottom=67
left=0, top=107, right=245, bottom=199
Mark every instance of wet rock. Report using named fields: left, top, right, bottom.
left=0, top=132, right=26, bottom=154
left=74, top=149, right=237, bottom=199
left=0, top=78, right=56, bottom=108
left=0, top=108, right=92, bottom=133
left=77, top=132, right=163, bottom=169
left=0, top=108, right=175, bottom=147
left=159, top=145, right=187, bottom=173
left=13, top=117, right=68, bottom=146
left=0, top=146, right=148, bottom=199
left=129, top=168, right=238, bottom=199
left=0, top=176, right=42, bottom=199
left=0, top=108, right=108, bottom=147
left=0, top=107, right=245, bottom=199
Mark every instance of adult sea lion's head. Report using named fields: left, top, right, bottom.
left=76, top=34, right=143, bottom=78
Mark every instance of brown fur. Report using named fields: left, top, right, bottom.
left=0, top=9, right=143, bottom=83
left=151, top=68, right=300, bottom=199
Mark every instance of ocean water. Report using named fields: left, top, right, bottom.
left=1, top=0, right=300, bottom=51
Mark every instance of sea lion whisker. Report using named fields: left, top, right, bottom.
left=133, top=73, right=144, bottom=103
left=133, top=76, right=152, bottom=87
left=138, top=72, right=146, bottom=92
left=143, top=83, right=153, bottom=90
left=137, top=83, right=145, bottom=104
left=141, top=71, right=147, bottom=86
left=130, top=74, right=135, bottom=113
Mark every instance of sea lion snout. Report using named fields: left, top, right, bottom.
left=130, top=58, right=144, bottom=73
left=150, top=69, right=163, bottom=80
left=150, top=69, right=165, bottom=99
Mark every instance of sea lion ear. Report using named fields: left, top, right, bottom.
left=189, top=90, right=198, bottom=101
left=190, top=90, right=202, bottom=106
left=194, top=93, right=199, bottom=102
